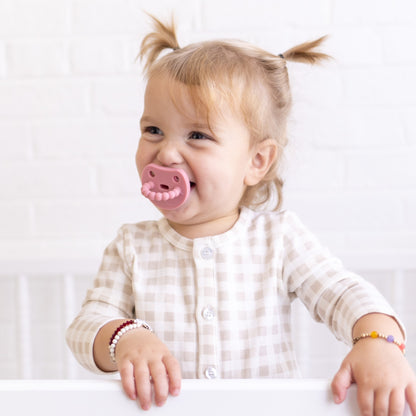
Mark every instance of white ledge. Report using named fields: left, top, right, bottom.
left=1, top=378, right=412, bottom=415
left=0, top=379, right=363, bottom=415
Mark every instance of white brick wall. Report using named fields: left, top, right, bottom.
left=0, top=0, right=416, bottom=378
left=0, top=0, right=414, bottom=262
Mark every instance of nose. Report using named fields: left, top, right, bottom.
left=156, top=139, right=184, bottom=166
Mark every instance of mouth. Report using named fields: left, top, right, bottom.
left=141, top=163, right=192, bottom=210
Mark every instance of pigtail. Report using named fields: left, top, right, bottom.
left=281, top=35, right=330, bottom=64
left=139, top=14, right=180, bottom=74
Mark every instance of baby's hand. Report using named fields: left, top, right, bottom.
left=331, top=339, right=416, bottom=415
left=114, top=328, right=181, bottom=410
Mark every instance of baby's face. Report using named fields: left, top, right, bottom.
left=136, top=74, right=257, bottom=238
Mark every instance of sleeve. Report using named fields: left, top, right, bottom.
left=281, top=211, right=405, bottom=345
left=65, top=226, right=136, bottom=373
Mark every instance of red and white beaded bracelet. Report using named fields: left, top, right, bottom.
left=353, top=330, right=406, bottom=354
left=108, top=319, right=153, bottom=363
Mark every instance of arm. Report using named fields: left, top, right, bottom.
left=279, top=213, right=416, bottom=414
left=66, top=225, right=181, bottom=409
left=331, top=312, right=416, bottom=415
left=93, top=320, right=182, bottom=411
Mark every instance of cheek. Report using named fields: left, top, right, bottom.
left=135, top=141, right=149, bottom=175
left=135, top=148, right=141, bottom=173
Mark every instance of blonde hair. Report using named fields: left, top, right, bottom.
left=139, top=15, right=330, bottom=211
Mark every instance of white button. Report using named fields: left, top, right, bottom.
left=200, top=246, right=214, bottom=259
left=204, top=366, right=217, bottom=379
left=202, top=305, right=216, bottom=320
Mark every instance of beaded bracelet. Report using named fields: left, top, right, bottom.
left=108, top=319, right=153, bottom=363
left=353, top=331, right=406, bottom=354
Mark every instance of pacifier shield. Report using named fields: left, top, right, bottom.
left=141, top=163, right=190, bottom=210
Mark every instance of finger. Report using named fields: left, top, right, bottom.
left=149, top=361, right=169, bottom=407
left=405, top=382, right=416, bottom=415
left=163, top=355, right=182, bottom=396
left=119, top=361, right=137, bottom=400
left=373, top=388, right=390, bottom=416
left=356, top=386, right=374, bottom=416
left=331, top=364, right=353, bottom=404
left=388, top=388, right=405, bottom=416
left=134, top=365, right=152, bottom=411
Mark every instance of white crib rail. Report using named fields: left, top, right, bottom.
left=1, top=257, right=415, bottom=379
left=1, top=259, right=98, bottom=379
left=0, top=379, right=371, bottom=415
left=15, top=274, right=32, bottom=379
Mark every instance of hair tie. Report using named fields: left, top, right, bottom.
left=278, top=53, right=285, bottom=59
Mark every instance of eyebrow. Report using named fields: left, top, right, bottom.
left=140, top=116, right=154, bottom=125
left=140, top=116, right=213, bottom=131
left=187, top=122, right=212, bottom=130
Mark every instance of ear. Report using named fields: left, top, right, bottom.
left=244, top=138, right=278, bottom=186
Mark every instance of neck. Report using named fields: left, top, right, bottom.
left=167, top=210, right=240, bottom=239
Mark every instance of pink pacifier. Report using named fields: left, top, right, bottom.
left=141, top=163, right=191, bottom=210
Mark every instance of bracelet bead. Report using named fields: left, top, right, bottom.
left=108, top=319, right=153, bottom=363
left=353, top=330, right=406, bottom=354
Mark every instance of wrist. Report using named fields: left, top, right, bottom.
left=352, top=313, right=406, bottom=354
left=109, top=319, right=153, bottom=363
left=353, top=330, right=406, bottom=354
left=352, top=313, right=404, bottom=342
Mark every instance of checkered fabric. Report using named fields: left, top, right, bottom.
left=66, top=207, right=401, bottom=378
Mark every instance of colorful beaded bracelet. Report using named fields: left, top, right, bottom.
left=108, top=319, right=153, bottom=363
left=353, top=331, right=406, bottom=354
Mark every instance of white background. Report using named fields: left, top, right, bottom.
left=1, top=0, right=415, bottom=263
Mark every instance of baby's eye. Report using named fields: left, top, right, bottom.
left=189, top=131, right=209, bottom=140
left=145, top=126, right=163, bottom=135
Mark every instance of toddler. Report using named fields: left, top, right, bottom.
left=66, top=15, right=416, bottom=414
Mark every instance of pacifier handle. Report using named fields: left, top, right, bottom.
left=141, top=164, right=190, bottom=210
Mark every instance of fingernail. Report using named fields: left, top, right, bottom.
left=141, top=402, right=150, bottom=411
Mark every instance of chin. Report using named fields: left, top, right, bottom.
left=159, top=204, right=194, bottom=222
